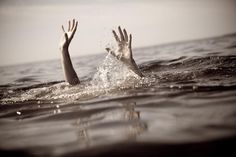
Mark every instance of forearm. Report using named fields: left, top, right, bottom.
left=60, top=47, right=79, bottom=85
left=127, top=58, right=143, bottom=77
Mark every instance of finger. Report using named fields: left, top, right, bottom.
left=112, top=30, right=120, bottom=42
left=129, top=34, right=132, bottom=48
left=64, top=33, right=69, bottom=41
left=71, top=19, right=75, bottom=31
left=62, top=25, right=65, bottom=33
left=118, top=26, right=125, bottom=41
left=74, top=21, right=78, bottom=30
left=72, top=21, right=78, bottom=36
left=68, top=20, right=71, bottom=31
left=123, top=29, right=128, bottom=42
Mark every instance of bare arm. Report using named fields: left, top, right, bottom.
left=106, top=26, right=143, bottom=77
left=59, top=19, right=79, bottom=85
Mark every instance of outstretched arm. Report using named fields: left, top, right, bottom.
left=106, top=26, right=143, bottom=77
left=59, top=19, right=79, bottom=85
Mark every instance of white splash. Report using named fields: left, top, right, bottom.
left=1, top=54, right=143, bottom=103
left=91, top=53, right=141, bottom=89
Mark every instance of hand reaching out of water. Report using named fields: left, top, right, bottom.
left=59, top=19, right=79, bottom=85
left=106, top=26, right=132, bottom=60
left=106, top=26, right=143, bottom=77
left=60, top=19, right=78, bottom=50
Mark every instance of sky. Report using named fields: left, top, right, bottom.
left=0, top=0, right=236, bottom=66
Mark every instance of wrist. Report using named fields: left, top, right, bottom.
left=59, top=45, right=69, bottom=51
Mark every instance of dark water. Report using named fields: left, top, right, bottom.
left=0, top=34, right=236, bottom=157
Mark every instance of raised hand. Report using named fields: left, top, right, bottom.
left=60, top=19, right=78, bottom=50
left=106, top=26, right=132, bottom=60
left=59, top=19, right=79, bottom=85
left=106, top=26, right=143, bottom=77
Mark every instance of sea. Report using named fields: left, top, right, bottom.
left=0, top=34, right=236, bottom=157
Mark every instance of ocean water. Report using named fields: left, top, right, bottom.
left=0, top=34, right=236, bottom=157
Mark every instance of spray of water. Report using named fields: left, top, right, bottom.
left=1, top=53, right=148, bottom=103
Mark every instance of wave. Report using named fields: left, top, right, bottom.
left=1, top=54, right=236, bottom=104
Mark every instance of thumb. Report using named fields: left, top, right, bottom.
left=105, top=47, right=116, bottom=57
left=105, top=47, right=110, bottom=53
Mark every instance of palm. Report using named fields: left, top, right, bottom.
left=117, top=40, right=130, bottom=59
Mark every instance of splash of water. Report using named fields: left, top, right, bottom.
left=1, top=54, right=144, bottom=103
left=91, top=53, right=141, bottom=89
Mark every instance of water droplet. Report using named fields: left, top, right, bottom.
left=51, top=101, right=54, bottom=104
left=37, top=101, right=41, bottom=104
left=193, top=86, right=198, bottom=90
left=150, top=88, right=155, bottom=92
left=8, top=90, right=13, bottom=94
left=16, top=111, right=21, bottom=115
left=56, top=105, right=60, bottom=108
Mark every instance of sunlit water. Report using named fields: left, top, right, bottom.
left=0, top=34, right=236, bottom=157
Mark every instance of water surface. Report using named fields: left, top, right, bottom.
left=0, top=34, right=236, bottom=157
